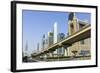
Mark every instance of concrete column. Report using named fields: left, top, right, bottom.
left=43, top=54, right=47, bottom=61
left=49, top=52, right=53, bottom=57
left=67, top=47, right=70, bottom=56
left=64, top=48, right=68, bottom=56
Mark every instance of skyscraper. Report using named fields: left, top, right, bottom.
left=67, top=12, right=91, bottom=56
left=68, top=12, right=77, bottom=35
left=57, top=33, right=65, bottom=56
left=42, top=34, right=45, bottom=50
left=37, top=43, right=39, bottom=52
left=47, top=32, right=53, bottom=46
left=24, top=41, right=28, bottom=57
left=53, top=22, right=58, bottom=56
left=53, top=22, right=58, bottom=44
left=57, top=33, right=65, bottom=42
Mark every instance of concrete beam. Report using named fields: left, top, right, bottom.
left=35, top=25, right=91, bottom=56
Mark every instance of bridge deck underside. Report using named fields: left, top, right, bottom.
left=35, top=25, right=91, bottom=56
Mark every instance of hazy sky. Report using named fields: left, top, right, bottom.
left=22, top=10, right=91, bottom=55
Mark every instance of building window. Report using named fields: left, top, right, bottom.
left=80, top=40, right=85, bottom=44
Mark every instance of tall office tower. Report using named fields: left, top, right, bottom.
left=57, top=33, right=65, bottom=56
left=53, top=22, right=58, bottom=56
left=67, top=12, right=78, bottom=56
left=47, top=32, right=53, bottom=46
left=67, top=12, right=90, bottom=57
left=53, top=22, right=58, bottom=44
left=24, top=41, right=28, bottom=57
left=57, top=33, right=65, bottom=42
left=68, top=12, right=77, bottom=35
left=45, top=38, right=48, bottom=48
left=42, top=34, right=45, bottom=50
left=37, top=43, right=39, bottom=52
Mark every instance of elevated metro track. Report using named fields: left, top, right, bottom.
left=35, top=25, right=91, bottom=56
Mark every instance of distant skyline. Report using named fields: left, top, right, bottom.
left=22, top=10, right=91, bottom=55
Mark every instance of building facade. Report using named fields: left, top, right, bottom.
left=57, top=33, right=65, bottom=56
left=47, top=32, right=54, bottom=46
left=66, top=12, right=91, bottom=57
left=41, top=34, right=46, bottom=50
